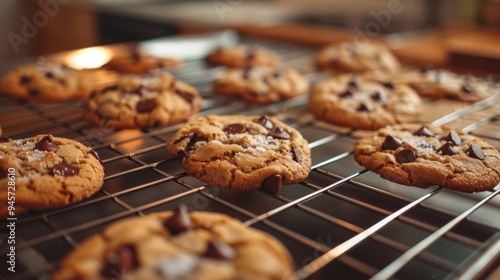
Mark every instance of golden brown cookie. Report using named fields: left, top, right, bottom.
left=104, top=47, right=181, bottom=74
left=166, top=115, right=311, bottom=193
left=0, top=61, right=101, bottom=101
left=205, top=45, right=279, bottom=68
left=315, top=41, right=400, bottom=73
left=85, top=72, right=202, bottom=129
left=395, top=68, right=497, bottom=102
left=213, top=66, right=309, bottom=104
left=0, top=135, right=104, bottom=217
left=308, top=74, right=422, bottom=130
left=52, top=205, right=294, bottom=280
left=353, top=124, right=500, bottom=192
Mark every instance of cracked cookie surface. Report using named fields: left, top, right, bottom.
left=0, top=135, right=104, bottom=217
left=353, top=124, right=500, bottom=192
left=85, top=72, right=201, bottom=129
left=166, top=115, right=311, bottom=192
left=213, top=66, right=309, bottom=104
left=315, top=41, right=400, bottom=73
left=308, top=74, right=422, bottom=130
left=53, top=205, right=294, bottom=280
left=205, top=45, right=279, bottom=68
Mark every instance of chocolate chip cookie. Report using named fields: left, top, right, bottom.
left=354, top=124, right=500, bottom=192
left=104, top=47, right=181, bottom=73
left=166, top=115, right=311, bottom=193
left=395, top=68, right=497, bottom=102
left=85, top=72, right=202, bottom=129
left=315, top=41, right=400, bottom=73
left=52, top=205, right=294, bottom=280
left=205, top=45, right=280, bottom=68
left=0, top=135, right=104, bottom=217
left=213, top=66, right=309, bottom=104
left=0, top=61, right=103, bottom=101
left=308, top=74, right=422, bottom=130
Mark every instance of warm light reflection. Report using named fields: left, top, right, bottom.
left=64, top=47, right=113, bottom=69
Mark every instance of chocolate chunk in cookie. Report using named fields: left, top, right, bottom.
left=308, top=74, right=422, bottom=130
left=166, top=115, right=311, bottom=191
left=213, top=66, right=309, bottom=104
left=0, top=135, right=105, bottom=217
left=52, top=208, right=294, bottom=280
left=85, top=72, right=201, bottom=129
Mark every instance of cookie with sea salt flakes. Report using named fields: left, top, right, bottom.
left=0, top=135, right=104, bottom=217
left=166, top=115, right=311, bottom=193
left=205, top=45, right=280, bottom=68
left=85, top=72, right=201, bottom=129
left=212, top=66, right=309, bottom=104
left=353, top=124, right=500, bottom=192
left=52, top=205, right=295, bottom=280
left=308, top=74, right=422, bottom=130
left=315, top=41, right=400, bottom=73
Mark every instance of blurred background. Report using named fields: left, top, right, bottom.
left=1, top=0, right=499, bottom=71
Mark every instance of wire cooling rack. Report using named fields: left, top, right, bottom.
left=0, top=36, right=499, bottom=280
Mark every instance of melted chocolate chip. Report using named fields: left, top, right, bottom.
left=371, top=91, right=387, bottom=103
left=340, top=89, right=354, bottom=98
left=136, top=99, right=157, bottom=113
left=461, top=84, right=474, bottom=94
left=396, top=149, right=416, bottom=164
left=382, top=135, right=403, bottom=150
left=178, top=150, right=189, bottom=160
left=268, top=127, right=290, bottom=140
left=173, top=132, right=194, bottom=144
left=413, top=126, right=434, bottom=137
left=261, top=174, right=282, bottom=194
left=101, top=245, right=138, bottom=278
left=272, top=71, right=282, bottom=79
left=224, top=123, right=246, bottom=134
left=51, top=163, right=78, bottom=177
left=34, top=135, right=58, bottom=152
left=89, top=149, right=102, bottom=164
left=44, top=72, right=55, bottom=79
left=291, top=146, right=300, bottom=163
left=19, top=75, right=31, bottom=85
left=381, top=82, right=394, bottom=90
left=58, top=79, right=67, bottom=87
left=164, top=204, right=192, bottom=235
left=357, top=102, right=373, bottom=112
left=175, top=89, right=195, bottom=104
left=203, top=239, right=236, bottom=260
left=254, top=116, right=274, bottom=130
left=185, top=135, right=206, bottom=152
left=437, top=142, right=458, bottom=156
left=348, top=79, right=358, bottom=89
left=467, top=144, right=484, bottom=160
left=442, top=131, right=462, bottom=146
left=132, top=85, right=145, bottom=96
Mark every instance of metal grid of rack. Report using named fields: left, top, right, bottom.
left=0, top=37, right=499, bottom=280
